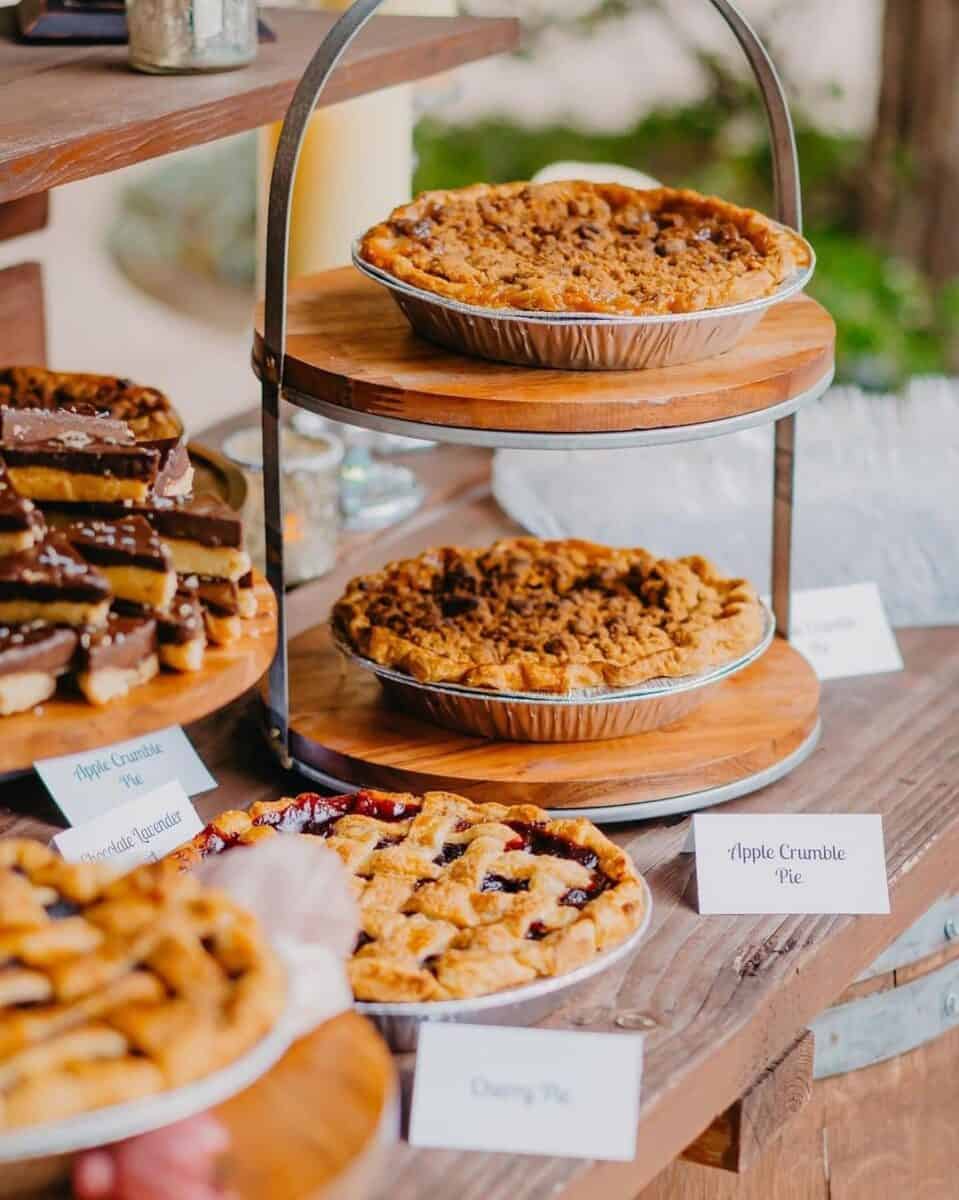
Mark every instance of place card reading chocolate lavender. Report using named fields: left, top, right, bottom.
left=35, top=724, right=215, bottom=825
left=692, top=813, right=890, bottom=915
left=53, top=780, right=203, bottom=869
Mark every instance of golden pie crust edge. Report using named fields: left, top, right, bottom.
left=0, top=845, right=285, bottom=1130
left=359, top=180, right=811, bottom=316
left=171, top=789, right=648, bottom=1005
left=332, top=537, right=767, bottom=693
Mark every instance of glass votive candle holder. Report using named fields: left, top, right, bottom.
left=126, top=0, right=257, bottom=74
left=222, top=424, right=344, bottom=586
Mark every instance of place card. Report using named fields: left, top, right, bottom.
left=693, top=813, right=890, bottom=915
left=409, top=1023, right=643, bottom=1161
left=770, top=582, right=903, bottom=681
left=35, top=725, right=215, bottom=826
left=54, top=780, right=203, bottom=870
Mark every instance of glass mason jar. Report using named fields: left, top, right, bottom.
left=223, top=425, right=344, bottom=587
left=126, top=0, right=257, bottom=74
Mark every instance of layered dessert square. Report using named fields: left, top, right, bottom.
left=0, top=535, right=111, bottom=628
left=65, top=516, right=176, bottom=610
left=0, top=367, right=182, bottom=442
left=0, top=462, right=44, bottom=555
left=2, top=435, right=161, bottom=504
left=0, top=622, right=77, bottom=715
left=75, top=613, right=159, bottom=705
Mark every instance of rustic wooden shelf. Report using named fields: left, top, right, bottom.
left=0, top=8, right=519, bottom=206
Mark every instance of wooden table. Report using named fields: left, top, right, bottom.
left=2, top=436, right=956, bottom=1199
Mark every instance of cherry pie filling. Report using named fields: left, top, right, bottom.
left=192, top=791, right=618, bottom=964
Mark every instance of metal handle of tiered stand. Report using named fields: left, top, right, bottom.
left=259, top=0, right=803, bottom=762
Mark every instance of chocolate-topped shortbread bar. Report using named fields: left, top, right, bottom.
left=0, top=367, right=182, bottom=442
left=1, top=402, right=191, bottom=501
left=2, top=433, right=160, bottom=503
left=188, top=575, right=241, bottom=646
left=153, top=495, right=250, bottom=581
left=0, top=462, right=44, bottom=555
left=75, top=613, right=158, bottom=706
left=115, top=584, right=206, bottom=672
left=65, top=516, right=176, bottom=610
left=0, top=405, right=133, bottom=446
left=0, top=535, right=110, bottom=627
left=41, top=495, right=250, bottom=581
left=0, top=622, right=77, bottom=715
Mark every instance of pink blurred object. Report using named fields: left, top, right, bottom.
left=196, top=836, right=358, bottom=1034
left=72, top=1114, right=232, bottom=1200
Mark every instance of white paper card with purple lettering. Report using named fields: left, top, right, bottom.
left=409, top=1023, right=643, bottom=1161
left=763, top=582, right=903, bottom=681
left=35, top=725, right=215, bottom=826
left=54, top=780, right=203, bottom=870
left=693, top=813, right=890, bottom=915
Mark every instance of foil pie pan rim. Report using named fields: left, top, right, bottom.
left=355, top=875, right=653, bottom=1023
left=332, top=603, right=775, bottom=708
left=351, top=235, right=816, bottom=329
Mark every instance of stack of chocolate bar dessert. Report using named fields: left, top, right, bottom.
left=0, top=367, right=257, bottom=715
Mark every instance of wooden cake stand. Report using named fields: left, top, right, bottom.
left=286, top=624, right=820, bottom=821
left=254, top=272, right=834, bottom=448
left=0, top=574, right=276, bottom=778
left=253, top=0, right=837, bottom=822
left=251, top=268, right=833, bottom=821
left=217, top=1012, right=396, bottom=1200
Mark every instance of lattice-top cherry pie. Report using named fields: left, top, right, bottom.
left=172, top=789, right=647, bottom=1003
left=0, top=844, right=284, bottom=1129
left=332, top=537, right=765, bottom=693
left=359, top=180, right=810, bottom=315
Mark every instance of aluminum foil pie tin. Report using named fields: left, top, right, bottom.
left=357, top=878, right=653, bottom=1053
left=334, top=605, right=774, bottom=743
left=352, top=241, right=815, bottom=372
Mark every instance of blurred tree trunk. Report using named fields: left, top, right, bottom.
left=864, top=0, right=959, bottom=284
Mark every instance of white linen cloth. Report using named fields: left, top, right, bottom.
left=492, top=377, right=959, bottom=627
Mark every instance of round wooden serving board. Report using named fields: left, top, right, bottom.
left=253, top=268, right=835, bottom=436
left=283, top=623, right=820, bottom=814
left=0, top=574, right=276, bottom=776
left=217, top=1012, right=396, bottom=1200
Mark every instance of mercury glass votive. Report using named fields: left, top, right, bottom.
left=223, top=425, right=344, bottom=586
left=126, top=0, right=257, bottom=74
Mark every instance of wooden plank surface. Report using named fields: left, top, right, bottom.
left=253, top=271, right=836, bottom=433
left=0, top=9, right=519, bottom=205
left=0, top=440, right=956, bottom=1198
left=0, top=261, right=46, bottom=364
left=640, top=1023, right=959, bottom=1199
left=0, top=192, right=48, bottom=241
left=682, top=1031, right=815, bottom=1173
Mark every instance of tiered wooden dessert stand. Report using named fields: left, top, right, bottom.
left=256, top=0, right=835, bottom=821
